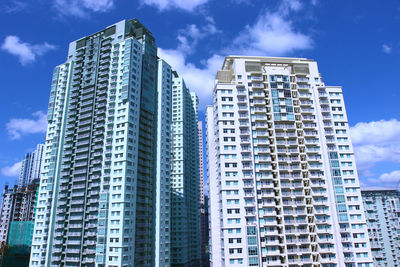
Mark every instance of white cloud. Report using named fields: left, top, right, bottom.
left=350, top=119, right=400, bottom=174
left=1, top=35, right=56, bottom=65
left=2, top=0, right=29, bottom=13
left=158, top=48, right=223, bottom=109
left=363, top=170, right=400, bottom=188
left=53, top=0, right=114, bottom=17
left=1, top=161, right=21, bottom=177
left=229, top=6, right=313, bottom=56
left=158, top=16, right=223, bottom=109
left=140, top=0, right=208, bottom=11
left=353, top=144, right=400, bottom=170
left=379, top=170, right=400, bottom=183
left=159, top=1, right=312, bottom=109
left=382, top=44, right=392, bottom=54
left=204, top=16, right=219, bottom=35
left=6, top=111, right=48, bottom=140
left=175, top=17, right=220, bottom=55
left=280, top=0, right=303, bottom=14
left=351, top=119, right=400, bottom=146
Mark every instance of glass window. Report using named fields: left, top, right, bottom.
left=248, top=247, right=258, bottom=256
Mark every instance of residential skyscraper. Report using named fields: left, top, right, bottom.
left=29, top=19, right=172, bottom=267
left=203, top=194, right=210, bottom=267
left=153, top=59, right=172, bottom=267
left=206, top=56, right=373, bottom=266
left=198, top=121, right=205, bottom=210
left=170, top=72, right=201, bottom=266
left=198, top=121, right=209, bottom=267
left=19, top=144, right=44, bottom=188
left=361, top=189, right=400, bottom=266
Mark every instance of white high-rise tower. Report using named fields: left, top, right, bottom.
left=206, top=56, right=373, bottom=267
left=29, top=19, right=172, bottom=267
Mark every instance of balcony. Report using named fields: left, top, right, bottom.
left=301, top=108, right=314, bottom=113
left=261, top=238, right=280, bottom=246
left=256, top=156, right=271, bottom=162
left=320, top=257, right=336, bottom=263
left=244, top=201, right=255, bottom=207
left=260, top=191, right=275, bottom=198
left=70, top=190, right=85, bottom=197
left=237, top=97, right=247, bottom=103
left=306, top=147, right=320, bottom=153
left=298, top=84, right=311, bottom=89
left=264, top=258, right=282, bottom=265
left=252, top=90, right=265, bottom=97
left=240, top=130, right=250, bottom=136
left=251, top=76, right=263, bottom=81
left=65, top=257, right=80, bottom=262
left=315, top=218, right=330, bottom=224
left=243, top=183, right=254, bottom=189
left=254, top=107, right=267, bottom=113
left=67, top=233, right=82, bottom=239
left=311, top=181, right=325, bottom=188
left=344, top=256, right=354, bottom=262
left=70, top=208, right=84, bottom=213
left=237, top=89, right=246, bottom=95
left=300, top=100, right=313, bottom=106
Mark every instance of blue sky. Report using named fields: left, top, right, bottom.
left=1, top=0, right=400, bottom=191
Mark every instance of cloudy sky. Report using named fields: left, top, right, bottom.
left=1, top=0, right=400, bottom=191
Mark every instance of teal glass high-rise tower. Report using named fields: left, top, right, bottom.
left=29, top=19, right=173, bottom=267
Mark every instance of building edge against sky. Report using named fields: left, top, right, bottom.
left=206, top=55, right=373, bottom=266
left=29, top=18, right=201, bottom=267
left=154, top=58, right=172, bottom=267
left=19, top=144, right=44, bottom=188
left=170, top=72, right=201, bottom=266
left=30, top=19, right=153, bottom=267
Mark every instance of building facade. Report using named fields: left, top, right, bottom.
left=19, top=144, right=44, bottom=188
left=170, top=73, right=201, bottom=266
left=203, top=194, right=210, bottom=266
left=198, top=121, right=209, bottom=267
left=153, top=59, right=173, bottom=267
left=0, top=186, right=17, bottom=247
left=29, top=19, right=173, bottom=267
left=0, top=181, right=39, bottom=250
left=362, top=189, right=400, bottom=266
left=198, top=121, right=205, bottom=211
left=0, top=144, right=42, bottom=264
left=206, top=56, right=373, bottom=267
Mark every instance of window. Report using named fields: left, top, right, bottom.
left=248, top=247, right=258, bottom=256
left=248, top=236, right=257, bottom=245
